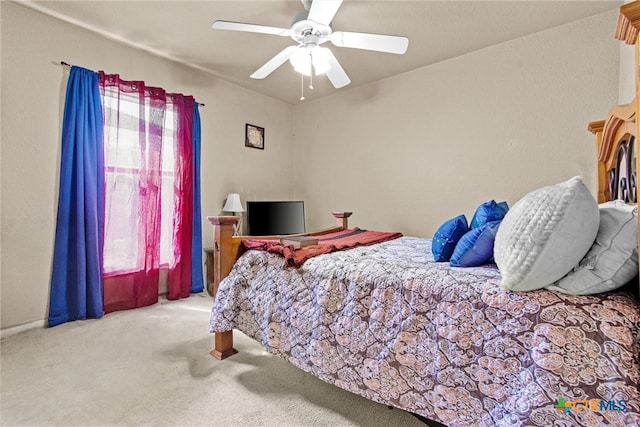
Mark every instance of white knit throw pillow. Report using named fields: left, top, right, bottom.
left=494, top=176, right=599, bottom=291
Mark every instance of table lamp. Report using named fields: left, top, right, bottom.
left=222, top=193, right=244, bottom=235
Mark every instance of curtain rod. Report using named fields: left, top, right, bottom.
left=59, top=61, right=205, bottom=107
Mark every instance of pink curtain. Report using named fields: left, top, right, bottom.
left=168, top=94, right=194, bottom=300
left=99, top=73, right=195, bottom=313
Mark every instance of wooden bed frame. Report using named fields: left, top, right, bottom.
left=208, top=1, right=640, bottom=361
left=206, top=211, right=352, bottom=359
left=595, top=1, right=640, bottom=297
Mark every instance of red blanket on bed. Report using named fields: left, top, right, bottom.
left=241, top=228, right=403, bottom=268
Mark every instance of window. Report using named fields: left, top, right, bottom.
left=101, top=85, right=181, bottom=276
left=49, top=67, right=203, bottom=323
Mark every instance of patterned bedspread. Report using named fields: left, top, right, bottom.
left=209, top=237, right=640, bottom=426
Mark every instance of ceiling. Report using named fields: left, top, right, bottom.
left=18, top=0, right=621, bottom=105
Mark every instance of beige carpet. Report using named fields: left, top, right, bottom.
left=1, top=293, right=427, bottom=426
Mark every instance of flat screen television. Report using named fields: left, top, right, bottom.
left=246, top=201, right=305, bottom=236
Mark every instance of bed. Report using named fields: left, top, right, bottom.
left=207, top=4, right=640, bottom=426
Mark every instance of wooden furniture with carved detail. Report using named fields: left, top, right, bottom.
left=588, top=102, right=636, bottom=204
left=612, top=1, right=640, bottom=281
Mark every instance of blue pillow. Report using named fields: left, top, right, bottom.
left=496, top=201, right=508, bottom=216
left=450, top=220, right=502, bottom=267
left=432, top=215, right=469, bottom=262
left=470, top=200, right=509, bottom=229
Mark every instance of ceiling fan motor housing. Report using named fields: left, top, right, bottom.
left=290, top=9, right=332, bottom=45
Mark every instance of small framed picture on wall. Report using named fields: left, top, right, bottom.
left=245, top=123, right=264, bottom=150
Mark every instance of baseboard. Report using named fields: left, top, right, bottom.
left=0, top=319, right=46, bottom=339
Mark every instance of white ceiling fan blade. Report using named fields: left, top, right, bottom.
left=324, top=50, right=350, bottom=89
left=212, top=20, right=291, bottom=37
left=331, top=31, right=409, bottom=54
left=250, top=46, right=299, bottom=79
left=307, top=0, right=343, bottom=26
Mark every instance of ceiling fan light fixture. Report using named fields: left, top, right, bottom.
left=289, top=46, right=331, bottom=76
left=311, top=46, right=331, bottom=75
left=290, top=48, right=312, bottom=76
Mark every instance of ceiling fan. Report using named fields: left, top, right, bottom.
left=211, top=0, right=409, bottom=94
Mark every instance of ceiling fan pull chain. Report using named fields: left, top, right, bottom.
left=300, top=72, right=305, bottom=101
left=309, top=50, right=314, bottom=90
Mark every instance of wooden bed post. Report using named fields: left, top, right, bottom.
left=587, top=120, right=607, bottom=203
left=207, top=216, right=239, bottom=360
left=332, top=212, right=353, bottom=229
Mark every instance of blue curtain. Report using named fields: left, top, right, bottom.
left=48, top=66, right=105, bottom=327
left=190, top=103, right=204, bottom=293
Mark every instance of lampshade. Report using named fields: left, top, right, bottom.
left=222, top=193, right=244, bottom=213
left=290, top=46, right=331, bottom=76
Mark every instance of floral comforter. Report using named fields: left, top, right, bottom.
left=209, top=237, right=640, bottom=426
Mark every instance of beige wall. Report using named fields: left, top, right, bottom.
left=293, top=10, right=620, bottom=237
left=0, top=2, right=294, bottom=329
left=0, top=4, right=622, bottom=330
